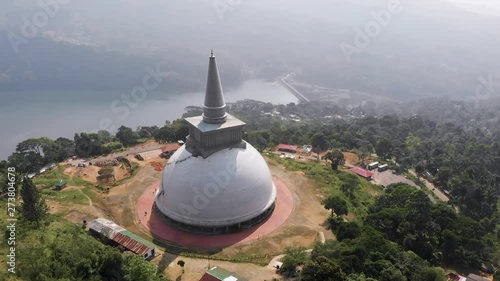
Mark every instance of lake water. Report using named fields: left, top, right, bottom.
left=0, top=79, right=297, bottom=160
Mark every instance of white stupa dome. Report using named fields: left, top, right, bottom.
left=154, top=50, right=277, bottom=234
left=155, top=141, right=276, bottom=232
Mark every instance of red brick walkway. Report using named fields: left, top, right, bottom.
left=136, top=177, right=294, bottom=248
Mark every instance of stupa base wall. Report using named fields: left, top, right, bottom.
left=153, top=201, right=276, bottom=235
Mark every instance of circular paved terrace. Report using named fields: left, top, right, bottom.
left=136, top=176, right=294, bottom=248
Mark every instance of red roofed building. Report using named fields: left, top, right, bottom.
left=199, top=266, right=246, bottom=281
left=111, top=232, right=156, bottom=258
left=277, top=144, right=298, bottom=153
left=351, top=167, right=374, bottom=180
left=160, top=143, right=181, bottom=158
left=88, top=218, right=157, bottom=259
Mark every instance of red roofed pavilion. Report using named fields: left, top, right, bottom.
left=277, top=144, right=298, bottom=153
left=350, top=167, right=374, bottom=180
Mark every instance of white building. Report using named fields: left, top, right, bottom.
left=154, top=51, right=277, bottom=234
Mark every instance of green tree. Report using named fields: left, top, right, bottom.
left=323, top=196, right=348, bottom=218
left=375, top=138, right=392, bottom=160
left=177, top=260, right=185, bottom=273
left=99, top=250, right=125, bottom=281
left=311, top=133, right=328, bottom=152
left=493, top=270, right=500, bottom=281
left=421, top=267, right=446, bottom=281
left=101, top=141, right=125, bottom=154
left=379, top=265, right=406, bottom=281
left=280, top=246, right=307, bottom=277
left=137, top=126, right=159, bottom=139
left=323, top=150, right=345, bottom=170
left=8, top=151, right=43, bottom=174
left=171, top=119, right=190, bottom=141
left=124, top=254, right=165, bottom=281
left=154, top=125, right=175, bottom=144
left=301, top=256, right=347, bottom=281
left=74, top=132, right=103, bottom=157
left=54, top=137, right=75, bottom=161
left=116, top=126, right=139, bottom=146
left=16, top=137, right=54, bottom=156
left=97, top=130, right=114, bottom=143
left=337, top=222, right=362, bottom=241
left=347, top=273, right=378, bottom=281
left=405, top=190, right=432, bottom=228
left=340, top=173, right=360, bottom=199
left=20, top=177, right=48, bottom=226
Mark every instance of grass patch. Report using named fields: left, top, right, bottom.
left=34, top=165, right=93, bottom=188
left=40, top=188, right=88, bottom=205
left=80, top=187, right=97, bottom=201
left=266, top=154, right=379, bottom=220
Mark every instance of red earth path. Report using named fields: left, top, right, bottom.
left=136, top=177, right=294, bottom=248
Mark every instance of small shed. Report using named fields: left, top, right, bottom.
left=88, top=217, right=125, bottom=239
left=199, top=266, right=247, bottom=281
left=350, top=167, right=374, bottom=180
left=114, top=231, right=157, bottom=259
left=277, top=144, right=298, bottom=154
left=55, top=180, right=68, bottom=190
left=87, top=218, right=156, bottom=259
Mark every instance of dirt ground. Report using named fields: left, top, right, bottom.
left=150, top=161, right=165, bottom=172
left=64, top=164, right=131, bottom=184
left=343, top=152, right=359, bottom=166
left=154, top=253, right=281, bottom=281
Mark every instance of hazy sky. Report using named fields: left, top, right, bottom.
left=445, top=0, right=500, bottom=16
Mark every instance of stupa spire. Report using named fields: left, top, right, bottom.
left=202, top=50, right=227, bottom=124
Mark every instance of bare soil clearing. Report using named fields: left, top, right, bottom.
left=343, top=152, right=359, bottom=166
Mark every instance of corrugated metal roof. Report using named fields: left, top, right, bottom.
left=88, top=218, right=125, bottom=239
left=199, top=274, right=220, bottom=281
left=120, top=231, right=156, bottom=249
left=277, top=144, right=298, bottom=151
left=351, top=167, right=374, bottom=178
left=111, top=232, right=155, bottom=256
left=199, top=267, right=245, bottom=281
left=55, top=180, right=67, bottom=188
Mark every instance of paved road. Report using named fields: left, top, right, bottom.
left=409, top=170, right=450, bottom=202
left=372, top=170, right=437, bottom=204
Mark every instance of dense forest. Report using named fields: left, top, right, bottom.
left=1, top=99, right=499, bottom=280
left=279, top=183, right=497, bottom=281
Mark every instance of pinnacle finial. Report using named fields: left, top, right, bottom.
left=203, top=49, right=226, bottom=124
